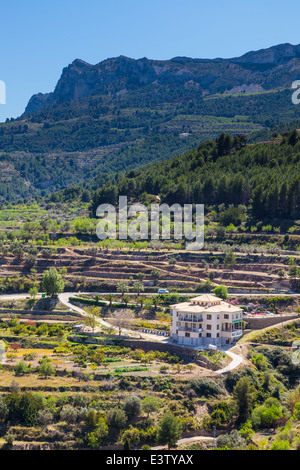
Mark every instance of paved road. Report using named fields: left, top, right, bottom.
left=65, top=291, right=300, bottom=297
left=0, top=294, right=31, bottom=300
left=215, top=349, right=244, bottom=374
left=0, top=291, right=262, bottom=374
left=58, top=292, right=170, bottom=343
left=54, top=293, right=249, bottom=373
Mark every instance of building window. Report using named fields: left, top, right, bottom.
left=206, top=333, right=211, bottom=338
left=199, top=333, right=202, bottom=337
left=224, top=314, right=229, bottom=319
left=185, top=333, right=190, bottom=337
left=207, top=324, right=211, bottom=330
left=207, top=314, right=212, bottom=320
left=217, top=333, right=219, bottom=337
left=217, top=324, right=219, bottom=330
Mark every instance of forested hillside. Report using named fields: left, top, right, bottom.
left=90, top=130, right=300, bottom=225
left=1, top=44, right=300, bottom=203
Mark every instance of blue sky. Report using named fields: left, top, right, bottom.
left=1, top=0, right=300, bottom=121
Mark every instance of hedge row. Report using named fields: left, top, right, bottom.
left=69, top=296, right=137, bottom=309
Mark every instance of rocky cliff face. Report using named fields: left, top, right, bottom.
left=25, top=43, right=300, bottom=114
left=231, top=43, right=300, bottom=65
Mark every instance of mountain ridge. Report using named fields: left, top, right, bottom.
left=25, top=42, right=300, bottom=115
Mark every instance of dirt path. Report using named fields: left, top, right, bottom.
left=151, top=435, right=214, bottom=450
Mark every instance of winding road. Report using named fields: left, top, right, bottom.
left=1, top=291, right=249, bottom=374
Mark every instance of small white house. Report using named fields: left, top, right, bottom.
left=170, top=294, right=243, bottom=347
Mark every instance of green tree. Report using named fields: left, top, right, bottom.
left=36, top=323, right=48, bottom=336
left=83, top=307, right=100, bottom=333
left=85, top=409, right=104, bottom=430
left=224, top=249, right=237, bottom=268
left=232, top=376, right=256, bottom=424
left=14, top=360, right=30, bottom=376
left=29, top=286, right=38, bottom=300
left=91, top=349, right=105, bottom=366
left=5, top=392, right=44, bottom=427
left=251, top=398, right=284, bottom=430
left=38, top=357, right=55, bottom=378
left=133, top=281, right=144, bottom=296
left=152, top=295, right=160, bottom=310
left=105, top=293, right=115, bottom=306
left=122, top=295, right=131, bottom=308
left=289, top=264, right=299, bottom=280
left=106, top=408, right=127, bottom=433
left=142, top=396, right=161, bottom=420
left=0, top=397, right=9, bottom=423
left=124, top=395, right=142, bottom=420
left=213, top=285, right=228, bottom=299
left=151, top=270, right=161, bottom=284
left=86, top=419, right=108, bottom=448
left=42, top=268, right=65, bottom=298
left=157, top=412, right=182, bottom=450
left=117, top=281, right=128, bottom=298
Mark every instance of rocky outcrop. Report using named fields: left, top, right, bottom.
left=24, top=43, right=300, bottom=115
left=25, top=92, right=53, bottom=113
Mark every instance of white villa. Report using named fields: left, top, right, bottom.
left=170, top=294, right=243, bottom=347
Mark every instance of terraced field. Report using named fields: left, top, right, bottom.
left=0, top=246, right=298, bottom=295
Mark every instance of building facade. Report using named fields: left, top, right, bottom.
left=170, top=294, right=243, bottom=347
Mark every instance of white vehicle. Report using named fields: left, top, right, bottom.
left=157, top=289, right=169, bottom=294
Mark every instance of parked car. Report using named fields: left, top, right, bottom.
left=158, top=289, right=169, bottom=294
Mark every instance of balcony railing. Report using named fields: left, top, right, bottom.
left=178, top=316, right=203, bottom=322
left=178, top=327, right=203, bottom=333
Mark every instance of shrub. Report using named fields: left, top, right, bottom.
left=4, top=433, right=14, bottom=448
left=38, top=357, right=55, bottom=377
left=124, top=395, right=142, bottom=419
left=121, top=425, right=140, bottom=447
left=251, top=398, right=285, bottom=430
left=189, top=378, right=221, bottom=397
left=37, top=410, right=54, bottom=427
left=106, top=408, right=127, bottom=431
left=216, top=429, right=247, bottom=450
left=14, top=360, right=31, bottom=376
left=203, top=401, right=231, bottom=430
left=86, top=418, right=108, bottom=448
left=60, top=405, right=78, bottom=424
left=269, top=439, right=291, bottom=450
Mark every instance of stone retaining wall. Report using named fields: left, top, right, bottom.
left=69, top=332, right=197, bottom=360
left=0, top=308, right=81, bottom=317
left=243, top=314, right=299, bottom=330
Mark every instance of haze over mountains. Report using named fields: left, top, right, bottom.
left=0, top=43, right=300, bottom=203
